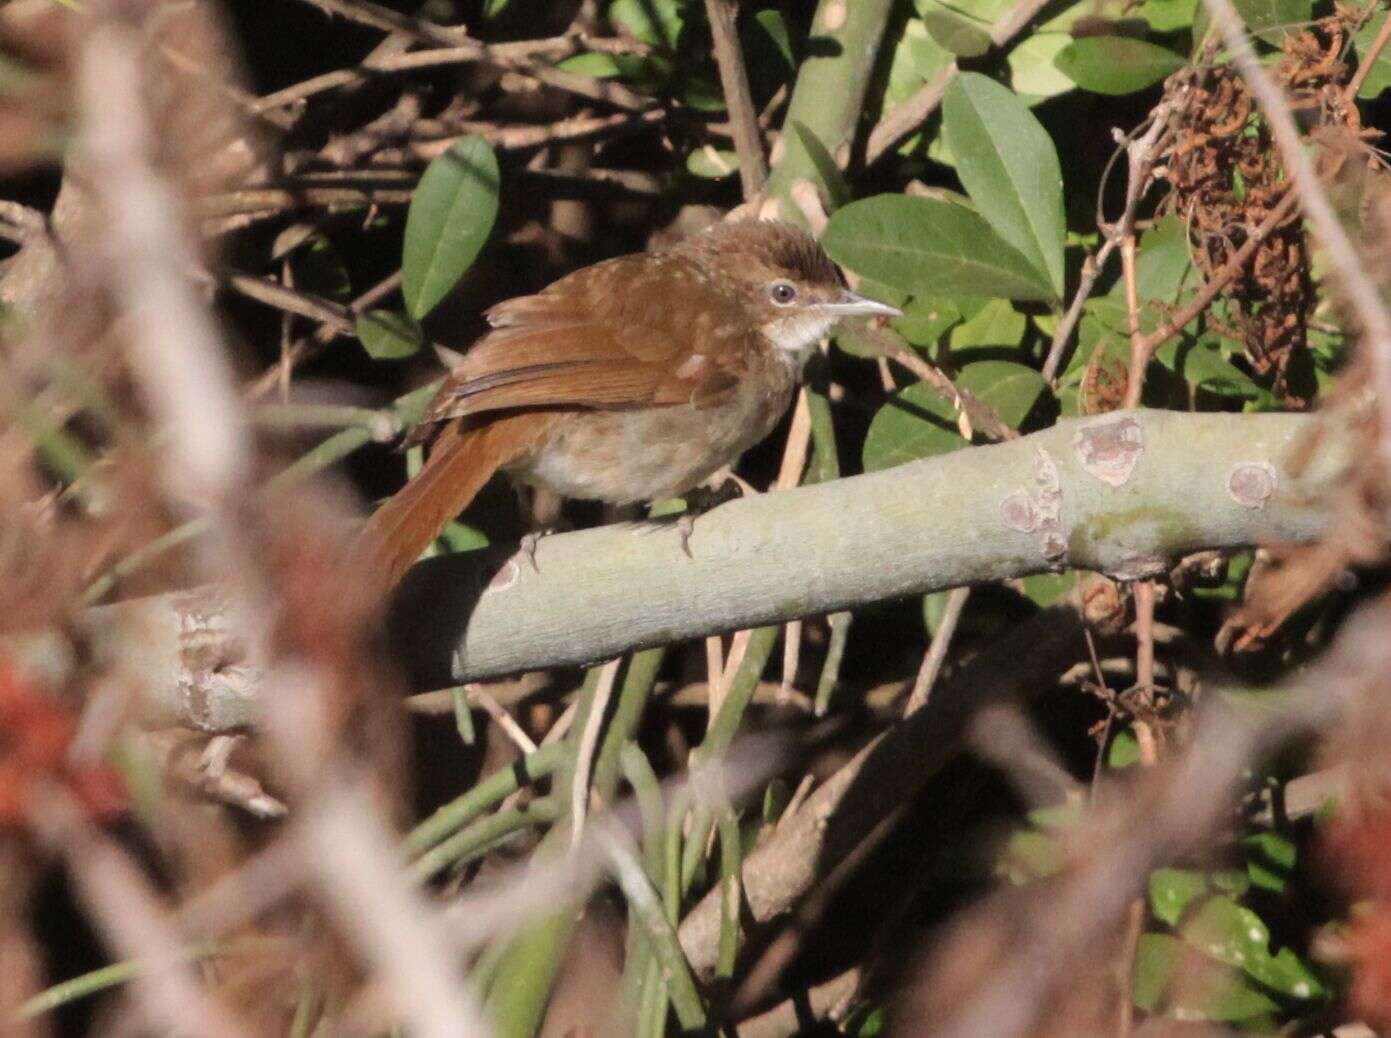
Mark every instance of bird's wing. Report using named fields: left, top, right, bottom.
left=406, top=254, right=752, bottom=440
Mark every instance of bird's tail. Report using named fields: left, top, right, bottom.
left=360, top=414, right=547, bottom=589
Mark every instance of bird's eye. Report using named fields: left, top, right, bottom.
left=769, top=281, right=797, bottom=306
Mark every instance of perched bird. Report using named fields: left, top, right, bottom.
left=361, top=218, right=899, bottom=586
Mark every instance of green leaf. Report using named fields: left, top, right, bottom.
left=862, top=360, right=1048, bottom=471
left=1355, top=10, right=1391, bottom=98
left=918, top=0, right=992, bottom=56
left=1234, top=0, right=1313, bottom=43
left=1019, top=570, right=1078, bottom=607
left=787, top=121, right=851, bottom=210
left=823, top=195, right=1055, bottom=302
left=357, top=310, right=424, bottom=360
left=1054, top=37, right=1185, bottom=95
left=686, top=147, right=740, bottom=179
left=942, top=73, right=1066, bottom=298
left=1244, top=831, right=1295, bottom=891
left=439, top=519, right=489, bottom=552
left=402, top=136, right=500, bottom=320
left=1108, top=729, right=1140, bottom=768
left=998, top=829, right=1064, bottom=882
left=273, top=230, right=352, bottom=302
left=1149, top=868, right=1209, bottom=926
left=948, top=298, right=1026, bottom=359
left=1131, top=215, right=1197, bottom=303
left=1008, top=33, right=1077, bottom=103
left=923, top=588, right=952, bottom=635
left=1134, top=933, right=1282, bottom=1021
left=1154, top=338, right=1261, bottom=397
left=751, top=8, right=796, bottom=72
left=1183, top=896, right=1324, bottom=999
left=1134, top=0, right=1199, bottom=31
left=895, top=296, right=962, bottom=349
left=1132, top=933, right=1180, bottom=1012
left=611, top=0, right=684, bottom=48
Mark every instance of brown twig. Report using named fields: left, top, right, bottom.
left=396, top=109, right=667, bottom=160
left=218, top=272, right=357, bottom=336
left=1043, top=111, right=1172, bottom=385
left=880, top=335, right=1018, bottom=442
left=703, top=0, right=768, bottom=199
left=257, top=27, right=653, bottom=113
left=904, top=585, right=970, bottom=715
left=246, top=270, right=402, bottom=400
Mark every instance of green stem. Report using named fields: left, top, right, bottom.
left=15, top=943, right=221, bottom=1021
left=251, top=402, right=400, bottom=436
left=485, top=651, right=664, bottom=1038
left=451, top=685, right=477, bottom=746
left=602, top=830, right=707, bottom=1031
left=762, top=0, right=898, bottom=216
left=592, top=648, right=665, bottom=804
left=716, top=804, right=744, bottom=983
left=814, top=611, right=852, bottom=716
left=406, top=741, right=566, bottom=856
left=411, top=799, right=560, bottom=883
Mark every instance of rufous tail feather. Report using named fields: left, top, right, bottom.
left=359, top=414, right=545, bottom=588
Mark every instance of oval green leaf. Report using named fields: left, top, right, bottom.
left=357, top=309, right=424, bottom=360
left=862, top=360, right=1049, bottom=471
left=823, top=195, right=1054, bottom=302
left=918, top=0, right=992, bottom=56
left=942, top=73, right=1066, bottom=298
left=1054, top=36, right=1186, bottom=95
left=402, top=136, right=499, bottom=321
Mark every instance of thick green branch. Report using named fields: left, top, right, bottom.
left=86, top=410, right=1343, bottom=729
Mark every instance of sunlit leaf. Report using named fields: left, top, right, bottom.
left=1008, top=33, right=1076, bottom=102
left=402, top=136, right=499, bottom=320
left=942, top=73, right=1066, bottom=297
left=862, top=360, right=1049, bottom=471
left=1182, top=896, right=1324, bottom=999
left=823, top=195, right=1054, bottom=301
left=357, top=310, right=423, bottom=360
left=1054, top=37, right=1185, bottom=95
left=1149, top=868, right=1209, bottom=926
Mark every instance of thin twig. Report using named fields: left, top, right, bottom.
left=904, top=586, right=970, bottom=715
left=1043, top=110, right=1171, bottom=384
left=219, top=272, right=357, bottom=335
left=468, top=684, right=538, bottom=754
left=265, top=7, right=653, bottom=112
left=571, top=657, right=623, bottom=849
left=1347, top=8, right=1391, bottom=98
left=703, top=0, right=768, bottom=199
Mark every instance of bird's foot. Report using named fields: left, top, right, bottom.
left=518, top=524, right=567, bottom=572
left=674, top=477, right=745, bottom=558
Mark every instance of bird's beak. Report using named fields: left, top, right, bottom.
left=817, top=291, right=903, bottom=319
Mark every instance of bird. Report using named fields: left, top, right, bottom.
left=360, top=218, right=900, bottom=587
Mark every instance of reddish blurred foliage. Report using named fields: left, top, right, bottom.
left=1324, top=809, right=1391, bottom=1027
left=0, top=663, right=126, bottom=826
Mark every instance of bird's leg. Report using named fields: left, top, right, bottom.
left=675, top=473, right=747, bottom=557
left=517, top=484, right=567, bottom=572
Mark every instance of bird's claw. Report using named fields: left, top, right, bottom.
left=674, top=477, right=744, bottom=559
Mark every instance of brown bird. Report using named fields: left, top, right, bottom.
left=361, top=218, right=899, bottom=586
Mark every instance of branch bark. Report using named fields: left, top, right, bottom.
left=84, top=409, right=1345, bottom=730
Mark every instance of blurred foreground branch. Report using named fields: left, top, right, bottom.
left=84, top=409, right=1344, bottom=730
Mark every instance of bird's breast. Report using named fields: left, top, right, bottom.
left=507, top=351, right=796, bottom=505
